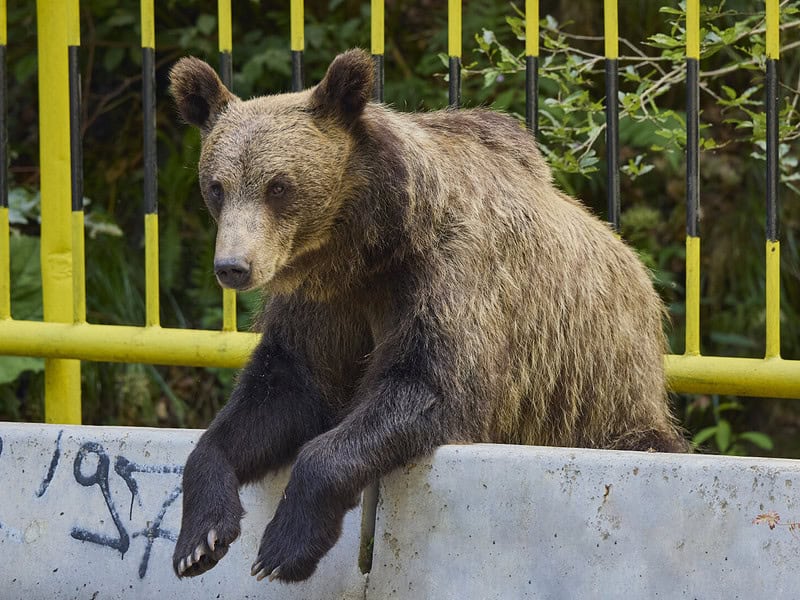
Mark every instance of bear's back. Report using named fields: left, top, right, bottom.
left=361, top=106, right=675, bottom=449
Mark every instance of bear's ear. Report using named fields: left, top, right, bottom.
left=169, top=57, right=237, bottom=134
left=310, top=49, right=374, bottom=126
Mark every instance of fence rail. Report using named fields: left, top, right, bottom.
left=0, top=0, right=798, bottom=424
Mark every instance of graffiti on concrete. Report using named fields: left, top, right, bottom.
left=71, top=441, right=133, bottom=556
left=0, top=433, right=189, bottom=582
left=115, top=455, right=184, bottom=519
left=36, top=429, right=63, bottom=498
left=67, top=440, right=184, bottom=578
left=131, top=483, right=183, bottom=578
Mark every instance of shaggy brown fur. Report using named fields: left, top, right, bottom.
left=169, top=49, right=687, bottom=584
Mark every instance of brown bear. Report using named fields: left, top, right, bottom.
left=168, top=49, right=686, bottom=584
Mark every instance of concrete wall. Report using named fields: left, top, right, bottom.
left=370, top=445, right=800, bottom=599
left=2, top=422, right=800, bottom=599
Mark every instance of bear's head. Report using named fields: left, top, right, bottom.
left=169, top=50, right=375, bottom=293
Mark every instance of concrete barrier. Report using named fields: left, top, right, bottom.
left=2, top=423, right=800, bottom=599
left=370, top=445, right=800, bottom=599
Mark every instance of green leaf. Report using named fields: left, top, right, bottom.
left=715, top=420, right=732, bottom=452
left=692, top=426, right=717, bottom=446
left=648, top=33, right=682, bottom=48
left=716, top=401, right=743, bottom=413
left=738, top=432, right=774, bottom=451
left=8, top=188, right=40, bottom=224
left=0, top=356, right=45, bottom=385
left=700, top=138, right=718, bottom=150
left=475, top=31, right=490, bottom=52
left=10, top=235, right=43, bottom=321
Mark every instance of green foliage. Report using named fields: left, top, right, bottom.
left=0, top=231, right=44, bottom=417
left=689, top=397, right=774, bottom=455
left=465, top=2, right=800, bottom=194
left=0, top=235, right=44, bottom=386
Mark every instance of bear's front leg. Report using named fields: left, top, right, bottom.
left=173, top=439, right=243, bottom=577
left=251, top=365, right=466, bottom=583
left=174, top=336, right=332, bottom=578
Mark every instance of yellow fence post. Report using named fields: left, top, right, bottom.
left=447, top=0, right=461, bottom=107
left=290, top=0, right=304, bottom=91
left=68, top=0, right=86, bottom=324
left=218, top=0, right=237, bottom=332
left=37, top=0, right=81, bottom=423
left=524, top=0, right=539, bottom=135
left=684, top=0, right=701, bottom=357
left=370, top=0, right=384, bottom=102
left=764, top=0, right=781, bottom=360
left=141, top=0, right=160, bottom=329
left=603, top=0, right=620, bottom=231
left=0, top=0, right=8, bottom=320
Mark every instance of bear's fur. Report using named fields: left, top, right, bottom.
left=169, top=49, right=687, bottom=583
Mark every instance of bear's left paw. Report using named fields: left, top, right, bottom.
left=251, top=504, right=339, bottom=583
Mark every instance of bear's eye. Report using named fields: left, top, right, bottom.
left=209, top=181, right=224, bottom=201
left=268, top=182, right=286, bottom=197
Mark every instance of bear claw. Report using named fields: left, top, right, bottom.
left=251, top=562, right=282, bottom=582
left=250, top=560, right=262, bottom=577
left=176, top=533, right=221, bottom=577
left=173, top=506, right=240, bottom=578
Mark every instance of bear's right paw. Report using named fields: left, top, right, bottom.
left=174, top=528, right=227, bottom=578
left=173, top=506, right=242, bottom=578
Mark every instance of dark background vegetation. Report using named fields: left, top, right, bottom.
left=1, top=1, right=798, bottom=457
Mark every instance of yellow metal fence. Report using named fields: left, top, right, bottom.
left=0, top=0, right=798, bottom=425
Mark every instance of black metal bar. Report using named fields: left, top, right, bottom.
left=372, top=54, right=384, bottom=102
left=291, top=50, right=304, bottom=92
left=448, top=56, right=461, bottom=108
left=68, top=45, right=83, bottom=212
left=0, top=45, right=6, bottom=209
left=525, top=55, right=538, bottom=138
left=219, top=50, right=233, bottom=90
left=604, top=58, right=619, bottom=231
left=142, top=47, right=157, bottom=215
left=766, top=58, right=779, bottom=241
left=686, top=58, right=700, bottom=237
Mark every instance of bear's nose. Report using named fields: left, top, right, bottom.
left=214, top=257, right=251, bottom=289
